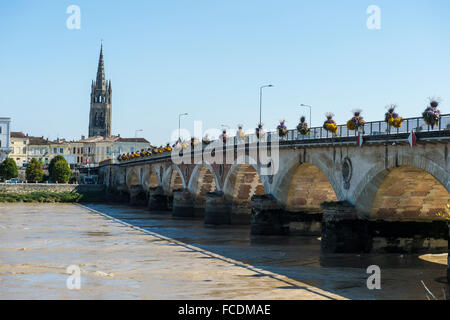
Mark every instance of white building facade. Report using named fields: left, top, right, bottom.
left=0, top=117, right=12, bottom=162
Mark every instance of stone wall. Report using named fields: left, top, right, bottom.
left=371, top=166, right=449, bottom=221
left=0, top=183, right=105, bottom=194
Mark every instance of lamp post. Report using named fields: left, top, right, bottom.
left=300, top=104, right=312, bottom=127
left=259, top=84, right=274, bottom=125
left=178, top=113, right=188, bottom=142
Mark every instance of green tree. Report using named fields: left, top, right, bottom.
left=48, top=155, right=65, bottom=178
left=0, top=158, right=18, bottom=181
left=50, top=159, right=71, bottom=183
left=26, top=158, right=44, bottom=183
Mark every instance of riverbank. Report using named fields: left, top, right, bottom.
left=0, top=183, right=106, bottom=203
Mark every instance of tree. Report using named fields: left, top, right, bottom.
left=48, top=155, right=66, bottom=178
left=0, top=158, right=18, bottom=181
left=50, top=159, right=71, bottom=183
left=26, top=158, right=44, bottom=183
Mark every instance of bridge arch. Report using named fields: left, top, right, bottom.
left=188, top=164, right=220, bottom=193
left=163, top=165, right=187, bottom=195
left=223, top=161, right=266, bottom=215
left=354, top=155, right=449, bottom=220
left=188, top=164, right=220, bottom=212
left=126, top=168, right=140, bottom=189
left=142, top=166, right=160, bottom=190
left=271, top=152, right=342, bottom=208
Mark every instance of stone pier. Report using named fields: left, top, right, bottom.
left=172, top=189, right=195, bottom=218
left=321, top=202, right=371, bottom=253
left=250, top=195, right=289, bottom=236
left=204, top=192, right=231, bottom=225
left=147, top=186, right=169, bottom=211
left=129, top=185, right=147, bottom=206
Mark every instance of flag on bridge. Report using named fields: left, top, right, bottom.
left=408, top=131, right=417, bottom=147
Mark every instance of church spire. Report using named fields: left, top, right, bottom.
left=96, top=44, right=105, bottom=90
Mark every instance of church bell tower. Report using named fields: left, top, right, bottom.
left=89, top=44, right=112, bottom=137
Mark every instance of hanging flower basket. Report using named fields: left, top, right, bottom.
left=236, top=125, right=246, bottom=142
left=346, top=109, right=366, bottom=131
left=385, top=104, right=404, bottom=129
left=297, top=116, right=310, bottom=136
left=277, top=120, right=288, bottom=137
left=422, top=99, right=441, bottom=129
left=323, top=113, right=338, bottom=134
left=219, top=130, right=228, bottom=143
left=202, top=135, right=211, bottom=145
left=255, top=123, right=266, bottom=139
left=163, top=144, right=172, bottom=152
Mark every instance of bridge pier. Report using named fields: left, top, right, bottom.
left=321, top=202, right=372, bottom=253
left=148, top=186, right=169, bottom=211
left=204, top=192, right=231, bottom=225
left=172, top=189, right=195, bottom=218
left=251, top=195, right=289, bottom=236
left=447, top=223, right=450, bottom=283
left=287, top=211, right=322, bottom=236
left=106, top=184, right=130, bottom=203
left=129, top=185, right=148, bottom=206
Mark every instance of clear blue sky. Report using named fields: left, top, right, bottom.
left=1, top=0, right=449, bottom=145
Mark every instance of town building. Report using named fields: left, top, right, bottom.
left=0, top=117, right=12, bottom=162
left=10, top=132, right=29, bottom=167
left=74, top=135, right=150, bottom=167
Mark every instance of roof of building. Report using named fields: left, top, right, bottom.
left=77, top=135, right=120, bottom=143
left=10, top=131, right=27, bottom=138
left=117, top=137, right=150, bottom=143
left=76, top=136, right=149, bottom=144
left=28, top=136, right=50, bottom=146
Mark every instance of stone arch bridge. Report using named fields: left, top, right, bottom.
left=99, top=117, right=449, bottom=253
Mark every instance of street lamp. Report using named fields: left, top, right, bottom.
left=300, top=104, right=312, bottom=127
left=178, top=113, right=188, bottom=142
left=259, top=84, right=274, bottom=124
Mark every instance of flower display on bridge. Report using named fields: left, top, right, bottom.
left=219, top=129, right=228, bottom=143
left=117, top=145, right=173, bottom=162
left=422, top=98, right=441, bottom=129
left=346, top=109, right=366, bottom=131
left=385, top=104, right=404, bottom=128
left=436, top=204, right=450, bottom=221
left=236, top=124, right=246, bottom=142
left=255, top=123, right=266, bottom=140
left=190, top=137, right=200, bottom=147
left=297, top=116, right=310, bottom=136
left=202, top=134, right=211, bottom=145
left=323, top=113, right=338, bottom=134
left=277, top=120, right=288, bottom=137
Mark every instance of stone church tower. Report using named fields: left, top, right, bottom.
left=89, top=45, right=112, bottom=137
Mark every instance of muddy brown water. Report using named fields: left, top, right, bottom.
left=0, top=203, right=447, bottom=300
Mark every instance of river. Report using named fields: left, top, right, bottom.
left=0, top=203, right=447, bottom=299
